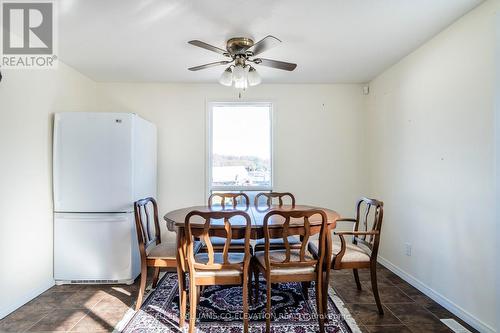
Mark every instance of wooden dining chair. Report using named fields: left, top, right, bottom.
left=184, top=210, right=252, bottom=333
left=252, top=209, right=328, bottom=333
left=208, top=192, right=250, bottom=210
left=309, top=197, right=385, bottom=315
left=206, top=192, right=250, bottom=253
left=134, top=197, right=179, bottom=310
left=254, top=191, right=296, bottom=208
left=254, top=192, right=301, bottom=252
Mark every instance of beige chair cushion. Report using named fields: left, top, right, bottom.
left=254, top=236, right=301, bottom=247
left=194, top=252, right=245, bottom=265
left=333, top=241, right=370, bottom=263
left=310, top=240, right=371, bottom=263
left=147, top=241, right=177, bottom=259
left=193, top=252, right=245, bottom=277
left=209, top=237, right=246, bottom=247
left=255, top=250, right=316, bottom=275
left=147, top=240, right=202, bottom=259
left=195, top=269, right=242, bottom=277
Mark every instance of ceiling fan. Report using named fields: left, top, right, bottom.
left=187, top=35, right=297, bottom=89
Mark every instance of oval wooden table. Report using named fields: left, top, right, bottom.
left=165, top=204, right=339, bottom=237
left=163, top=204, right=340, bottom=327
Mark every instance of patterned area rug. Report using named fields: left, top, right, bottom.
left=123, top=273, right=360, bottom=333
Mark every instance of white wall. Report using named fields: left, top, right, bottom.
left=0, top=64, right=97, bottom=318
left=97, top=83, right=366, bottom=238
left=495, top=7, right=500, bottom=331
left=1, top=3, right=497, bottom=330
left=365, top=1, right=498, bottom=332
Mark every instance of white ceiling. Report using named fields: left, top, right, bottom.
left=58, top=0, right=483, bottom=83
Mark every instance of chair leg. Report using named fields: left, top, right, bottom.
left=301, top=281, right=310, bottom=300
left=189, top=278, right=198, bottom=333
left=135, top=265, right=147, bottom=311
left=265, top=278, right=272, bottom=333
left=248, top=265, right=254, bottom=305
left=315, top=277, right=325, bottom=333
left=323, top=269, right=330, bottom=322
left=370, top=264, right=384, bottom=315
left=197, top=286, right=202, bottom=305
left=253, top=266, right=259, bottom=303
left=178, top=271, right=187, bottom=328
left=353, top=268, right=362, bottom=290
left=243, top=270, right=249, bottom=333
left=152, top=267, right=160, bottom=288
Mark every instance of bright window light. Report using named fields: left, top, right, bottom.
left=209, top=102, right=272, bottom=192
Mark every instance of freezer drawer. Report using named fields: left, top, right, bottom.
left=54, top=213, right=140, bottom=284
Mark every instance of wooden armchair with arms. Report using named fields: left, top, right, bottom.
left=309, top=197, right=385, bottom=315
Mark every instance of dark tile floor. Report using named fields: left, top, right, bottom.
left=0, top=265, right=477, bottom=332
left=331, top=265, right=478, bottom=333
left=0, top=274, right=150, bottom=333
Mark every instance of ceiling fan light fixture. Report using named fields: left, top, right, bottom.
left=234, top=76, right=248, bottom=90
left=232, top=64, right=248, bottom=90
left=247, top=66, right=261, bottom=86
left=232, top=64, right=245, bottom=81
left=219, top=67, right=233, bottom=86
left=188, top=36, right=296, bottom=90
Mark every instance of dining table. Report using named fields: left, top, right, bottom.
left=163, top=204, right=340, bottom=312
left=163, top=203, right=339, bottom=328
left=164, top=204, right=340, bottom=238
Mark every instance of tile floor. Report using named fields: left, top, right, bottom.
left=332, top=265, right=477, bottom=333
left=0, top=265, right=478, bottom=333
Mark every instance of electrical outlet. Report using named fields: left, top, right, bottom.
left=405, top=243, right=412, bottom=256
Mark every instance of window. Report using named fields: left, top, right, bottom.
left=208, top=102, right=272, bottom=192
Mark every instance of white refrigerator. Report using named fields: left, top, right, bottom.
left=53, top=112, right=157, bottom=284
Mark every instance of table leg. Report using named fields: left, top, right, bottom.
left=176, top=229, right=187, bottom=328
left=323, top=225, right=333, bottom=322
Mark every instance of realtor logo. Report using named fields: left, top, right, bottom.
left=1, top=0, right=57, bottom=68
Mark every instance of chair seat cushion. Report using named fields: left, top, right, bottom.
left=194, top=252, right=245, bottom=265
left=254, top=236, right=301, bottom=248
left=254, top=250, right=316, bottom=275
left=193, top=252, right=245, bottom=277
left=147, top=242, right=177, bottom=259
left=209, top=237, right=246, bottom=247
left=310, top=240, right=371, bottom=263
left=147, top=240, right=202, bottom=260
left=195, top=269, right=242, bottom=277
left=332, top=241, right=370, bottom=263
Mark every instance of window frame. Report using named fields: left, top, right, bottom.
left=207, top=101, right=274, bottom=193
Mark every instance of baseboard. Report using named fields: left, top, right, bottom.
left=377, top=256, right=496, bottom=333
left=0, top=279, right=55, bottom=320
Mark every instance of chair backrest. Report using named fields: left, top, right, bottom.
left=208, top=192, right=250, bottom=210
left=185, top=210, right=252, bottom=271
left=254, top=192, right=296, bottom=208
left=262, top=209, right=327, bottom=270
left=353, top=197, right=384, bottom=255
left=134, top=197, right=161, bottom=259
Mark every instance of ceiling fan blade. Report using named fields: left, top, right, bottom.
left=253, top=58, right=297, bottom=71
left=247, top=35, right=281, bottom=56
left=188, top=60, right=231, bottom=71
left=188, top=40, right=228, bottom=56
